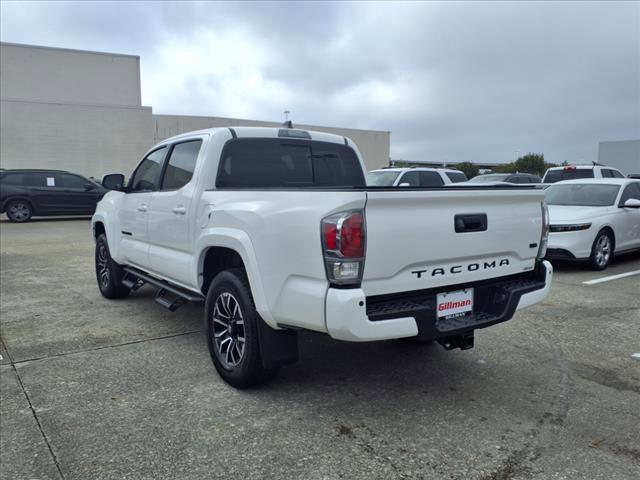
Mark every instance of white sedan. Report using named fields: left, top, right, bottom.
left=544, top=178, right=640, bottom=270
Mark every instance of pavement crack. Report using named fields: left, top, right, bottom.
left=1, top=337, right=66, bottom=480
left=10, top=330, right=202, bottom=366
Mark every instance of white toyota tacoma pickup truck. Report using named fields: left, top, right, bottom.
left=92, top=126, right=553, bottom=387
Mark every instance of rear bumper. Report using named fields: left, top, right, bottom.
left=325, top=260, right=552, bottom=342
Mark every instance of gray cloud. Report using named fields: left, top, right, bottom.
left=1, top=0, right=638, bottom=164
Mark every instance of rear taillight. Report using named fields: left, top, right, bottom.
left=321, top=210, right=366, bottom=286
left=537, top=201, right=549, bottom=259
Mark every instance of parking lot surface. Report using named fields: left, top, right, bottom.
left=1, top=219, right=639, bottom=480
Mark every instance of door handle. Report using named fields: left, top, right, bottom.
left=454, top=213, right=487, bottom=233
left=137, top=204, right=148, bottom=212
left=172, top=206, right=187, bottom=215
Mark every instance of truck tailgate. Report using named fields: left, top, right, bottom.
left=362, top=188, right=545, bottom=297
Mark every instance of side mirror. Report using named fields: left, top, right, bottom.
left=621, top=198, right=640, bottom=208
left=102, top=173, right=125, bottom=191
left=84, top=183, right=95, bottom=191
left=398, top=182, right=411, bottom=187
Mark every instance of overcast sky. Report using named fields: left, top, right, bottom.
left=1, top=1, right=638, bottom=164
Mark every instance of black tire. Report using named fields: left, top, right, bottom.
left=205, top=268, right=278, bottom=388
left=588, top=230, right=614, bottom=271
left=95, top=234, right=131, bottom=299
left=5, top=200, right=33, bottom=222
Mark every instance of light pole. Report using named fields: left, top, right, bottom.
left=283, top=110, right=290, bottom=122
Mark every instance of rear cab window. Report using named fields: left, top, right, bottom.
left=216, top=139, right=365, bottom=188
left=543, top=168, right=594, bottom=183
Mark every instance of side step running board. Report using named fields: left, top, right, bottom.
left=122, top=267, right=205, bottom=311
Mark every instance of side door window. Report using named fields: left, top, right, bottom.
left=129, top=147, right=167, bottom=192
left=610, top=170, right=625, bottom=178
left=59, top=173, right=89, bottom=189
left=619, top=183, right=640, bottom=204
left=398, top=171, right=420, bottom=186
left=160, top=140, right=202, bottom=191
left=24, top=172, right=66, bottom=210
left=27, top=173, right=61, bottom=188
left=601, top=169, right=613, bottom=178
left=419, top=171, right=445, bottom=186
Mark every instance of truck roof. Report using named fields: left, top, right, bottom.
left=159, top=126, right=348, bottom=146
left=370, top=167, right=463, bottom=173
left=552, top=178, right=636, bottom=186
left=546, top=164, right=619, bottom=170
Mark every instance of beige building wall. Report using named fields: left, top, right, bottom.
left=154, top=115, right=390, bottom=170
left=0, top=42, right=390, bottom=177
left=0, top=43, right=141, bottom=107
left=0, top=100, right=154, bottom=176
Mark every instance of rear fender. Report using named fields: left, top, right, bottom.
left=196, top=228, right=275, bottom=327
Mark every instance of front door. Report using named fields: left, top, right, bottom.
left=57, top=173, right=103, bottom=214
left=147, top=139, right=203, bottom=286
left=615, top=182, right=640, bottom=251
left=118, top=146, right=168, bottom=269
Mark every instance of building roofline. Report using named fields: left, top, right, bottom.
left=598, top=139, right=640, bottom=144
left=152, top=113, right=391, bottom=135
left=0, top=41, right=139, bottom=60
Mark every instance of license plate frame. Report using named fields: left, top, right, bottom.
left=436, top=288, right=474, bottom=319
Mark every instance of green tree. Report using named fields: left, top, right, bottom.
left=453, top=162, right=479, bottom=179
left=514, top=153, right=546, bottom=176
left=493, top=162, right=517, bottom=173
left=391, top=159, right=412, bottom=168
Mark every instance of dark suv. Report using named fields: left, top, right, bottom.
left=0, top=169, right=108, bottom=222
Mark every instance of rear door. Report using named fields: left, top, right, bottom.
left=118, top=147, right=167, bottom=269
left=24, top=172, right=67, bottom=213
left=362, top=188, right=545, bottom=296
left=147, top=138, right=203, bottom=285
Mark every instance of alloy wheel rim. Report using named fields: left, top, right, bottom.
left=595, top=235, right=611, bottom=267
left=212, top=292, right=246, bottom=369
left=97, top=244, right=110, bottom=288
left=9, top=203, right=29, bottom=221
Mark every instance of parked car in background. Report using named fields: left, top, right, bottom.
left=366, top=167, right=468, bottom=186
left=542, top=165, right=625, bottom=183
left=544, top=178, right=640, bottom=270
left=465, top=173, right=541, bottom=184
left=0, top=169, right=108, bottom=222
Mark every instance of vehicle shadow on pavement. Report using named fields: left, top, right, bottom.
left=0, top=216, right=92, bottom=223
left=548, top=249, right=640, bottom=272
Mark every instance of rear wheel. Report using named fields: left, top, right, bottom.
left=6, top=200, right=32, bottom=222
left=205, top=268, right=277, bottom=388
left=588, top=230, right=613, bottom=270
left=95, top=234, right=131, bottom=298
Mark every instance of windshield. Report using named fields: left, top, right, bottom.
left=366, top=171, right=401, bottom=186
left=545, top=183, right=620, bottom=206
left=543, top=168, right=594, bottom=183
left=467, top=174, right=509, bottom=183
